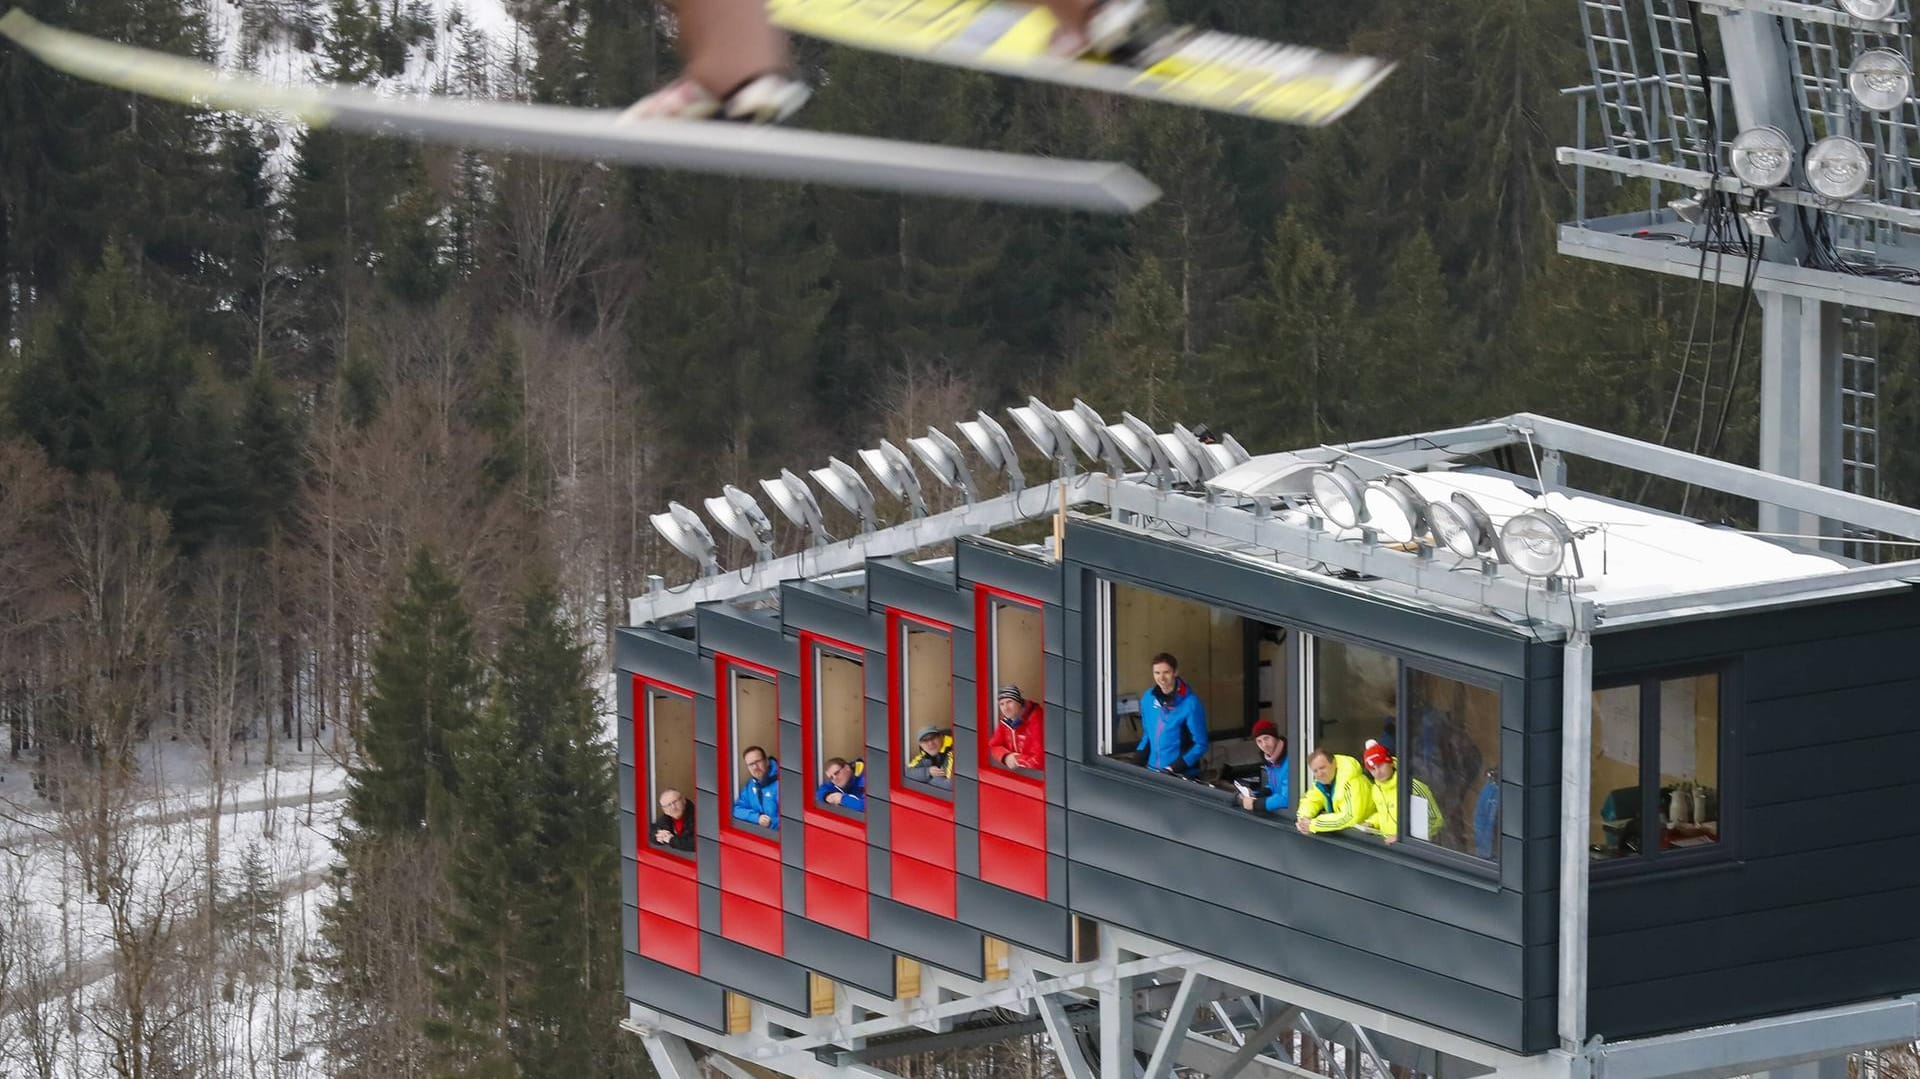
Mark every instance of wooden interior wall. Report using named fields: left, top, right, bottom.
left=732, top=672, right=779, bottom=765
left=1590, top=684, right=1640, bottom=848
left=904, top=626, right=952, bottom=740
left=992, top=603, right=1044, bottom=697
left=1112, top=584, right=1245, bottom=737
left=649, top=692, right=697, bottom=806
left=817, top=652, right=866, bottom=766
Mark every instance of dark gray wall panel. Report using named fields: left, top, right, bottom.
left=784, top=916, right=898, bottom=996
left=956, top=823, right=980, bottom=877
left=779, top=722, right=803, bottom=821
left=700, top=884, right=721, bottom=928
left=870, top=842, right=891, bottom=894
left=1069, top=814, right=1524, bottom=994
left=1743, top=677, right=1920, bottom=753
left=1591, top=833, right=1920, bottom=935
left=871, top=896, right=986, bottom=979
left=624, top=904, right=640, bottom=954
left=696, top=748, right=718, bottom=797
left=1589, top=937, right=1920, bottom=1043
left=1745, top=730, right=1920, bottom=807
left=869, top=556, right=969, bottom=626
left=1744, top=783, right=1920, bottom=857
left=696, top=696, right=717, bottom=747
left=1064, top=520, right=1530, bottom=678
left=1593, top=589, right=1920, bottom=673
left=699, top=846, right=719, bottom=888
left=618, top=686, right=635, bottom=765
left=700, top=934, right=811, bottom=1015
left=619, top=765, right=636, bottom=814
left=1591, top=883, right=1920, bottom=987
left=617, top=627, right=706, bottom=689
left=956, top=876, right=1072, bottom=959
left=957, top=538, right=1062, bottom=603
left=782, top=581, right=882, bottom=651
left=1071, top=863, right=1530, bottom=1051
left=622, top=857, right=637, bottom=907
left=867, top=790, right=891, bottom=847
left=626, top=952, right=728, bottom=1033
left=621, top=810, right=638, bottom=859
left=697, top=606, right=795, bottom=674
left=783, top=864, right=804, bottom=912
left=1067, top=764, right=1520, bottom=939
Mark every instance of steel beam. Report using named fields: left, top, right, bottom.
left=1038, top=993, right=1099, bottom=1079
left=1757, top=293, right=1843, bottom=544
left=1554, top=147, right=1920, bottom=233
left=1143, top=971, right=1212, bottom=1079
left=1133, top=1016, right=1323, bottom=1079
left=1213, top=1010, right=1303, bottom=1079
left=1591, top=994, right=1920, bottom=1079
left=1509, top=414, right=1920, bottom=539
left=641, top=1033, right=703, bottom=1079
left=1558, top=631, right=1593, bottom=1052
left=1554, top=226, right=1920, bottom=319
left=1591, top=561, right=1918, bottom=628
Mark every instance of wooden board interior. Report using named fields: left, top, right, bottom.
left=648, top=691, right=697, bottom=807
left=904, top=626, right=953, bottom=745
left=1112, top=584, right=1246, bottom=738
left=816, top=652, right=866, bottom=768
left=731, top=672, right=780, bottom=767
left=991, top=602, right=1044, bottom=700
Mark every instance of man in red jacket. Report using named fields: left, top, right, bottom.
left=987, top=685, right=1044, bottom=772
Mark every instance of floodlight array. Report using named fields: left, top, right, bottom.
left=645, top=399, right=1252, bottom=578
left=1297, top=463, right=1585, bottom=580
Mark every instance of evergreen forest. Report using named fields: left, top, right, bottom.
left=0, top=0, right=1917, bottom=1075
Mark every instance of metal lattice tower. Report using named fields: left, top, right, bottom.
left=1840, top=307, right=1883, bottom=559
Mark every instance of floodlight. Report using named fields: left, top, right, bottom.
left=1668, top=195, right=1704, bottom=225
left=1498, top=509, right=1576, bottom=578
left=1309, top=466, right=1367, bottom=529
left=1730, top=126, right=1794, bottom=188
left=857, top=440, right=927, bottom=517
left=957, top=411, right=1025, bottom=492
left=1107, top=419, right=1164, bottom=473
left=1361, top=476, right=1428, bottom=544
left=810, top=457, right=877, bottom=533
left=759, top=468, right=829, bottom=547
left=1837, top=0, right=1898, bottom=21
left=1070, top=400, right=1127, bottom=474
left=704, top=485, right=775, bottom=561
left=1219, top=433, right=1252, bottom=466
left=1120, top=412, right=1185, bottom=482
left=1805, top=136, right=1871, bottom=200
left=1848, top=49, right=1912, bottom=112
left=1006, top=403, right=1058, bottom=460
left=907, top=427, right=976, bottom=502
left=1172, top=424, right=1220, bottom=482
left=1427, top=492, right=1496, bottom=558
left=650, top=501, right=719, bottom=576
left=1156, top=433, right=1203, bottom=484
left=1741, top=207, right=1780, bottom=240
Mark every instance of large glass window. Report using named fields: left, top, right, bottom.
left=1310, top=638, right=1398, bottom=764
left=899, top=621, right=954, bottom=796
left=644, top=687, right=697, bottom=859
left=812, top=647, right=866, bottom=818
left=1405, top=670, right=1501, bottom=858
left=1591, top=671, right=1723, bottom=865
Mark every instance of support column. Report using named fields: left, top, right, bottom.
left=1758, top=293, right=1843, bottom=546
left=1558, top=630, right=1594, bottom=1053
left=1760, top=1056, right=1853, bottom=1079
left=642, top=1033, right=703, bottom=1079
left=1101, top=935, right=1138, bottom=1079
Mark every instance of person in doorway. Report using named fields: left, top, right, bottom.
left=987, top=685, right=1044, bottom=772
left=652, top=788, right=696, bottom=852
left=1359, top=739, right=1443, bottom=844
left=731, top=745, right=781, bottom=830
left=905, top=727, right=955, bottom=790
left=1235, top=719, right=1290, bottom=815
left=621, top=0, right=1147, bottom=122
left=817, top=756, right=868, bottom=811
left=1136, top=652, right=1208, bottom=775
left=1295, top=747, right=1372, bottom=836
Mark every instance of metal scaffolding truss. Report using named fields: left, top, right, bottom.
left=623, top=922, right=1920, bottom=1079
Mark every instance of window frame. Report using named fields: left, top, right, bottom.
left=716, top=657, right=782, bottom=847
left=636, top=676, right=699, bottom=865
left=801, top=632, right=868, bottom=827
left=1589, top=663, right=1735, bottom=877
left=891, top=611, right=956, bottom=803
left=976, top=585, right=1046, bottom=790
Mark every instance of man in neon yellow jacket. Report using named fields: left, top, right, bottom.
left=1360, top=739, right=1444, bottom=844
left=1296, top=748, right=1374, bottom=835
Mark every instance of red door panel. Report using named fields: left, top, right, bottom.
left=638, top=909, right=702, bottom=972
left=980, top=830, right=1049, bottom=898
left=720, top=842, right=783, bottom=907
left=805, top=871, right=870, bottom=937
left=720, top=890, right=784, bottom=953
left=979, top=781, right=1048, bottom=849
left=637, top=865, right=699, bottom=923
left=806, top=822, right=868, bottom=882
left=891, top=799, right=957, bottom=868
left=891, top=852, right=958, bottom=918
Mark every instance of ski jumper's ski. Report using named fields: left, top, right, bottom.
left=767, top=0, right=1394, bottom=126
left=0, top=9, right=1158, bottom=214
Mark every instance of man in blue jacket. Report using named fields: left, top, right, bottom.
left=1137, top=653, right=1208, bottom=774
left=816, top=757, right=867, bottom=812
left=732, top=745, right=780, bottom=830
left=1235, top=718, right=1290, bottom=815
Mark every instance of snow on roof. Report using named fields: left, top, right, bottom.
left=1391, top=470, right=1848, bottom=601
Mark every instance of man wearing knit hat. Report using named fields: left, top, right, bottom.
left=905, top=727, right=955, bottom=790
left=987, top=685, right=1044, bottom=772
left=1360, top=739, right=1444, bottom=844
left=1235, top=719, right=1291, bottom=814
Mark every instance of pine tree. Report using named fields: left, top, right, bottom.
left=234, top=360, right=306, bottom=545
left=346, top=547, right=484, bottom=839
left=1356, top=228, right=1471, bottom=438
left=1071, top=256, right=1191, bottom=425
left=221, top=841, right=283, bottom=971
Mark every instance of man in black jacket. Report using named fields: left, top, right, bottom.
left=652, top=788, right=696, bottom=853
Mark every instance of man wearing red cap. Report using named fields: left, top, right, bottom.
left=1295, top=747, right=1372, bottom=835
left=1360, top=739, right=1444, bottom=844
left=1235, top=719, right=1291, bottom=815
